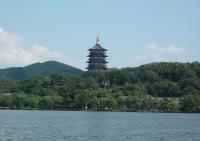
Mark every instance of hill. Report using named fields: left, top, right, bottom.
left=0, top=62, right=200, bottom=112
left=0, top=61, right=84, bottom=80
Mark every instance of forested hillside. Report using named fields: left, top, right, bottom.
left=0, top=61, right=84, bottom=80
left=0, top=62, right=200, bottom=112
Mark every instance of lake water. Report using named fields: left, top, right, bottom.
left=0, top=110, right=199, bottom=141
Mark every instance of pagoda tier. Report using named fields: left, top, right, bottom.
left=86, top=37, right=108, bottom=71
left=87, top=60, right=108, bottom=63
left=87, top=57, right=107, bottom=63
left=86, top=64, right=107, bottom=70
left=88, top=51, right=108, bottom=57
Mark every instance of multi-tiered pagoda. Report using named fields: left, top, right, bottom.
left=86, top=36, right=108, bottom=71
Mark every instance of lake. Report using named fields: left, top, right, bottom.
left=0, top=110, right=199, bottom=141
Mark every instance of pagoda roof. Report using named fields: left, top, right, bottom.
left=89, top=36, right=107, bottom=51
left=89, top=44, right=107, bottom=51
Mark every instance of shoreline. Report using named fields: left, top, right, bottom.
left=0, top=108, right=199, bottom=113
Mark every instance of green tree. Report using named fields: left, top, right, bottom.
left=180, top=93, right=200, bottom=112
left=12, top=93, right=27, bottom=109
left=74, top=90, right=93, bottom=110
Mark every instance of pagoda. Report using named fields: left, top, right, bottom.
left=86, top=36, right=108, bottom=71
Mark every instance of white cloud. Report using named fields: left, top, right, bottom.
left=32, top=44, right=67, bottom=62
left=146, top=43, right=186, bottom=62
left=147, top=43, right=186, bottom=55
left=0, top=27, right=35, bottom=67
left=130, top=43, right=187, bottom=67
left=0, top=27, right=78, bottom=69
left=0, top=27, right=23, bottom=47
left=0, top=27, right=4, bottom=32
left=0, top=46, right=36, bottom=66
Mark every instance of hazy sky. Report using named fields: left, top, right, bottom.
left=0, top=0, right=200, bottom=70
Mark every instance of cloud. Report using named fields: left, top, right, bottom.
left=147, top=43, right=186, bottom=55
left=0, top=27, right=74, bottom=68
left=0, top=27, right=4, bottom=32
left=146, top=43, right=186, bottom=62
left=131, top=43, right=187, bottom=67
left=0, top=27, right=23, bottom=47
left=32, top=44, right=67, bottom=62
left=0, top=27, right=35, bottom=67
left=0, top=46, right=36, bottom=66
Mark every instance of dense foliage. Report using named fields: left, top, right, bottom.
left=0, top=61, right=84, bottom=80
left=0, top=62, right=200, bottom=112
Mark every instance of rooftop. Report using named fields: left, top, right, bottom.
left=89, top=36, right=107, bottom=51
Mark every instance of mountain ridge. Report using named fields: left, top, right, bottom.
left=0, top=61, right=84, bottom=80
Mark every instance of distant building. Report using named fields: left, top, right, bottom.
left=86, top=36, right=108, bottom=71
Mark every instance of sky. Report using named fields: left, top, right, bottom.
left=0, top=0, right=200, bottom=70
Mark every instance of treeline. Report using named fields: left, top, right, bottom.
left=0, top=62, right=200, bottom=112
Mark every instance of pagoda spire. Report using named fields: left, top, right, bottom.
left=96, top=35, right=100, bottom=44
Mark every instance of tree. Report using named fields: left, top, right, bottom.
left=96, top=97, right=117, bottom=111
left=166, top=99, right=180, bottom=112
left=74, top=90, right=93, bottom=110
left=180, top=93, right=200, bottom=112
left=40, top=96, right=53, bottom=109
left=12, top=93, right=27, bottom=109
left=26, top=95, right=39, bottom=108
